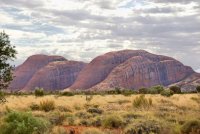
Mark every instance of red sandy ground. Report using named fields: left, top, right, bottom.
left=63, top=125, right=123, bottom=134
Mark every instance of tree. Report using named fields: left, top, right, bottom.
left=149, top=85, right=164, bottom=94
left=196, top=86, right=200, bottom=93
left=0, top=31, right=17, bottom=92
left=169, top=86, right=181, bottom=94
left=138, top=87, right=148, bottom=94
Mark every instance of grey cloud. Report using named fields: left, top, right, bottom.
left=153, top=0, right=200, bottom=4
left=0, top=0, right=44, bottom=8
left=0, top=0, right=200, bottom=70
left=143, top=7, right=184, bottom=14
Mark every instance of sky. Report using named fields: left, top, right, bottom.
left=0, top=0, right=200, bottom=72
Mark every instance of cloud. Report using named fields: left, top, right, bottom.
left=0, top=0, right=44, bottom=8
left=0, top=0, right=200, bottom=70
left=196, top=69, right=200, bottom=73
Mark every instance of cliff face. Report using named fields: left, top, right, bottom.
left=70, top=50, right=194, bottom=90
left=9, top=55, right=66, bottom=91
left=22, top=61, right=86, bottom=91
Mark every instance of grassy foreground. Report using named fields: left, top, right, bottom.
left=0, top=94, right=200, bottom=134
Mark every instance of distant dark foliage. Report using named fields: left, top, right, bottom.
left=169, top=86, right=181, bottom=94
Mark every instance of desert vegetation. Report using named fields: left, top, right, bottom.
left=0, top=89, right=200, bottom=134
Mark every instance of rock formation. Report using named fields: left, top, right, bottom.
left=9, top=50, right=198, bottom=92
left=22, top=61, right=86, bottom=91
left=9, top=55, right=66, bottom=91
left=9, top=55, right=86, bottom=91
left=70, top=50, right=195, bottom=90
left=169, top=73, right=200, bottom=92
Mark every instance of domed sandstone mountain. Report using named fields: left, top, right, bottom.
left=9, top=50, right=199, bottom=92
left=69, top=50, right=195, bottom=90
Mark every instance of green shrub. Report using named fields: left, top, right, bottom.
left=34, top=87, right=44, bottom=97
left=138, top=88, right=148, bottom=94
left=61, top=91, right=74, bottom=96
left=66, top=116, right=75, bottom=125
left=79, top=119, right=91, bottom=126
left=57, top=105, right=72, bottom=112
left=148, top=85, right=164, bottom=94
left=39, top=99, right=55, bottom=112
left=29, top=103, right=40, bottom=111
left=0, top=111, right=50, bottom=134
left=122, top=90, right=136, bottom=96
left=161, top=89, right=174, bottom=97
left=190, top=97, right=200, bottom=104
left=91, top=117, right=102, bottom=127
left=82, top=128, right=103, bottom=134
left=0, top=90, right=4, bottom=97
left=0, top=90, right=7, bottom=104
left=132, top=95, right=153, bottom=109
left=115, top=87, right=122, bottom=94
left=169, top=86, right=181, bottom=94
left=124, top=120, right=162, bottom=134
left=181, top=120, right=200, bottom=134
left=196, top=86, right=200, bottom=93
left=49, top=112, right=66, bottom=125
left=85, top=95, right=93, bottom=103
left=102, top=115, right=124, bottom=128
left=75, top=111, right=92, bottom=119
left=87, top=108, right=103, bottom=114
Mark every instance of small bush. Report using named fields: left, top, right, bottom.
left=0, top=90, right=4, bottom=97
left=138, top=88, right=148, bottom=94
left=57, top=105, right=72, bottom=112
left=34, top=87, right=44, bottom=97
left=0, top=111, right=50, bottom=134
left=196, top=86, right=200, bottom=93
left=66, top=116, right=75, bottom=125
left=82, top=128, right=103, bottom=134
left=91, top=117, right=102, bottom=127
left=87, top=108, right=103, bottom=114
left=148, top=85, right=164, bottom=94
left=115, top=87, right=122, bottom=94
left=132, top=95, right=153, bottom=109
left=39, top=99, right=55, bottom=112
left=29, top=103, right=40, bottom=111
left=73, top=103, right=81, bottom=110
left=49, top=112, right=66, bottom=125
left=85, top=95, right=93, bottom=103
left=0, top=90, right=7, bottom=104
left=122, top=90, right=136, bottom=96
left=161, top=89, right=174, bottom=97
left=61, top=91, right=74, bottom=96
left=102, top=115, right=124, bottom=128
left=191, top=97, right=200, bottom=104
left=79, top=119, right=91, bottom=126
left=75, top=111, right=92, bottom=119
left=181, top=120, right=200, bottom=134
left=124, top=120, right=162, bottom=134
left=169, top=86, right=181, bottom=94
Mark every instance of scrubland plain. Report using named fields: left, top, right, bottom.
left=0, top=94, right=200, bottom=134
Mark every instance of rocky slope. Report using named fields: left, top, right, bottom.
left=169, top=73, right=200, bottom=92
left=69, top=50, right=195, bottom=91
left=9, top=55, right=86, bottom=91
